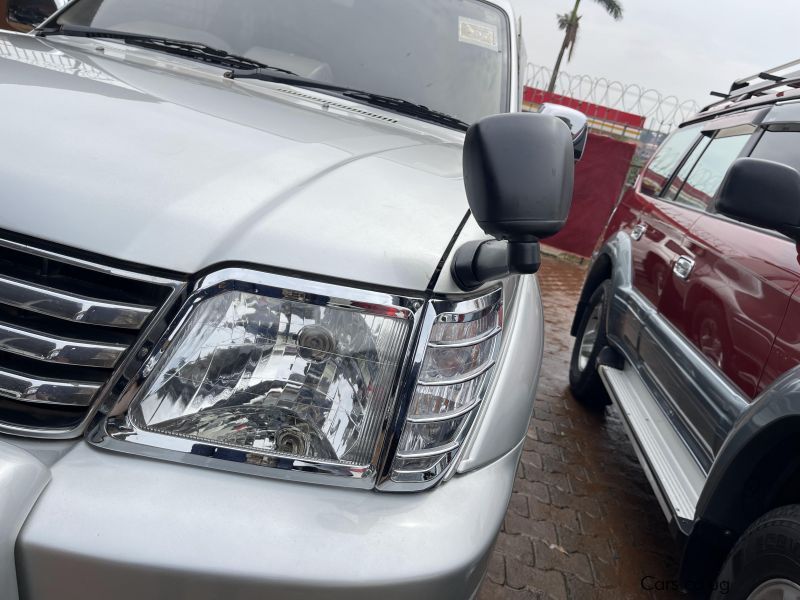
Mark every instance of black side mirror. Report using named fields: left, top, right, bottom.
left=452, top=113, right=574, bottom=290
left=716, top=157, right=800, bottom=241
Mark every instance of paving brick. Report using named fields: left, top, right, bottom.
left=496, top=532, right=535, bottom=566
left=487, top=550, right=506, bottom=585
left=506, top=557, right=568, bottom=600
left=533, top=540, right=593, bottom=584
left=508, top=491, right=531, bottom=517
left=505, top=512, right=559, bottom=544
left=513, top=477, right=550, bottom=504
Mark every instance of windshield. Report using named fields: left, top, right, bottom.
left=55, top=0, right=511, bottom=125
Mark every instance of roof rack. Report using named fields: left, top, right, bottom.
left=702, top=58, right=800, bottom=113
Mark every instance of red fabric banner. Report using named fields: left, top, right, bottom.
left=545, top=132, right=637, bottom=258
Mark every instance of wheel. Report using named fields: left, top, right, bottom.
left=569, top=281, right=611, bottom=409
left=712, top=505, right=800, bottom=599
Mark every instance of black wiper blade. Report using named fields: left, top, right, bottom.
left=36, top=25, right=298, bottom=75
left=226, top=68, right=470, bottom=130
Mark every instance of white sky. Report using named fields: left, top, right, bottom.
left=510, top=0, right=797, bottom=107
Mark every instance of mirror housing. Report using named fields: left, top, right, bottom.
left=538, top=103, right=589, bottom=161
left=452, top=113, right=575, bottom=290
left=716, top=157, right=800, bottom=241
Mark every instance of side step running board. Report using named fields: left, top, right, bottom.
left=599, top=364, right=705, bottom=528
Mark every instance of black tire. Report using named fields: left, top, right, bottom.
left=712, top=505, right=800, bottom=599
left=569, top=281, right=611, bottom=409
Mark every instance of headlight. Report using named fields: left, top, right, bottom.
left=97, top=270, right=413, bottom=487
left=94, top=269, right=504, bottom=492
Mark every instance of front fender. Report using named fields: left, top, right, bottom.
left=569, top=231, right=634, bottom=337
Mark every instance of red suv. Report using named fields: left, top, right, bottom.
left=570, top=60, right=800, bottom=597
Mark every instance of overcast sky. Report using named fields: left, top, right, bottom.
left=510, top=0, right=796, bottom=107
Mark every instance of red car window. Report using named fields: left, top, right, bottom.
left=640, top=125, right=701, bottom=197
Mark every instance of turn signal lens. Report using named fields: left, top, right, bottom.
left=388, top=288, right=503, bottom=487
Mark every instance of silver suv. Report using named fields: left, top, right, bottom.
left=0, top=1, right=585, bottom=599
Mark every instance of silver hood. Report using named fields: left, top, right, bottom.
left=0, top=32, right=470, bottom=292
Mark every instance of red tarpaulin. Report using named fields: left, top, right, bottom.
left=544, top=131, right=638, bottom=258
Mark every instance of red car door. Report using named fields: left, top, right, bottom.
left=749, top=128, right=800, bottom=392
left=668, top=126, right=800, bottom=423
left=627, top=125, right=704, bottom=308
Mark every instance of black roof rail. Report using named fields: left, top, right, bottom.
left=701, top=58, right=800, bottom=113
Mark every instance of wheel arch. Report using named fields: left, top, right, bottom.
left=570, top=232, right=634, bottom=337
left=681, top=366, right=800, bottom=589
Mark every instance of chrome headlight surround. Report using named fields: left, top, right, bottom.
left=90, top=267, right=506, bottom=492
left=90, top=268, right=422, bottom=489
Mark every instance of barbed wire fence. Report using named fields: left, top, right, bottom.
left=524, top=64, right=701, bottom=136
left=524, top=64, right=704, bottom=182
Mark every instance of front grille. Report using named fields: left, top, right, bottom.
left=0, top=239, right=180, bottom=435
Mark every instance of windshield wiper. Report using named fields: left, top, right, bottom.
left=36, top=25, right=298, bottom=75
left=226, top=68, right=470, bottom=131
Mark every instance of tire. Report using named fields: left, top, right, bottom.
left=712, top=505, right=800, bottom=599
left=569, top=281, right=611, bottom=409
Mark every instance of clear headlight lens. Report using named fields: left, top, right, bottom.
left=388, top=288, right=503, bottom=487
left=128, top=290, right=409, bottom=467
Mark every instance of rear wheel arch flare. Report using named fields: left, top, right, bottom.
left=700, top=416, right=800, bottom=530
left=682, top=416, right=800, bottom=589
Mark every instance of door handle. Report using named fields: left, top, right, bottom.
left=631, top=223, right=647, bottom=241
left=673, top=256, right=695, bottom=280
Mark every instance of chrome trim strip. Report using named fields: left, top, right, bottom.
left=0, top=238, right=181, bottom=286
left=416, top=360, right=496, bottom=387
left=0, top=274, right=155, bottom=329
left=405, top=400, right=479, bottom=423
left=0, top=367, right=100, bottom=407
left=427, top=326, right=502, bottom=348
left=0, top=321, right=128, bottom=368
left=395, top=441, right=460, bottom=459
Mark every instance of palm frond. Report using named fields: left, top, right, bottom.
left=594, top=0, right=623, bottom=20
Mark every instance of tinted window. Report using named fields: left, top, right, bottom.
left=674, top=133, right=750, bottom=209
left=640, top=126, right=701, bottom=197
left=751, top=130, right=800, bottom=172
left=664, top=136, right=711, bottom=201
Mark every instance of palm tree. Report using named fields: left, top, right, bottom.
left=547, top=0, right=623, bottom=93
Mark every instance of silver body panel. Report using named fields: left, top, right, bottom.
left=13, top=437, right=521, bottom=600
left=2, top=29, right=472, bottom=293
left=0, top=442, right=50, bottom=600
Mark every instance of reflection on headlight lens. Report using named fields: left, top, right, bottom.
left=130, top=291, right=409, bottom=466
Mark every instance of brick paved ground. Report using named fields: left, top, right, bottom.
left=478, top=256, right=683, bottom=600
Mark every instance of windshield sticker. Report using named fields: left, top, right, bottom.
left=458, top=17, right=499, bottom=51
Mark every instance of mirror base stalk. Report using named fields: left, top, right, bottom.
left=451, top=240, right=541, bottom=291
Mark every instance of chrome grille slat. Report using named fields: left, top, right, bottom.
left=0, top=367, right=100, bottom=407
left=0, top=273, right=155, bottom=329
left=0, top=321, right=128, bottom=368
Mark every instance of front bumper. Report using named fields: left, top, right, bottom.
left=7, top=435, right=521, bottom=600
